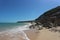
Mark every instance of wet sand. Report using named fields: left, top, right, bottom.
left=0, top=29, right=39, bottom=40
left=24, top=29, right=39, bottom=40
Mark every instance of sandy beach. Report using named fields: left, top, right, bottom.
left=0, top=29, right=39, bottom=40
left=25, top=28, right=60, bottom=40
left=24, top=29, right=39, bottom=40
left=0, top=28, right=60, bottom=40
left=36, top=28, right=60, bottom=40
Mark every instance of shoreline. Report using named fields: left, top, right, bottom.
left=0, top=27, right=60, bottom=40
left=0, top=29, right=39, bottom=40
left=24, top=29, right=39, bottom=40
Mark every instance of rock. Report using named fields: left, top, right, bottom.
left=35, top=6, right=60, bottom=28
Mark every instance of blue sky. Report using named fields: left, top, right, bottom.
left=0, top=0, right=60, bottom=22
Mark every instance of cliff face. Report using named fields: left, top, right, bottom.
left=35, top=6, right=60, bottom=27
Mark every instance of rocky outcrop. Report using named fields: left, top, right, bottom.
left=35, top=6, right=60, bottom=28
left=29, top=22, right=43, bottom=30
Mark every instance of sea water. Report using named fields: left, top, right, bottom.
left=0, top=23, right=31, bottom=40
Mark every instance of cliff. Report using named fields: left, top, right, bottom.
left=35, top=6, right=60, bottom=28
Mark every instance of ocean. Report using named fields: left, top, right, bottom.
left=0, top=23, right=31, bottom=40
left=0, top=23, right=30, bottom=31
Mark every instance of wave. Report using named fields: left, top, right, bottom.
left=0, top=23, right=32, bottom=40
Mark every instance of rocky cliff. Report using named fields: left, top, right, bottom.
left=35, top=6, right=60, bottom=28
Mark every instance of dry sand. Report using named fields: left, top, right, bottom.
left=25, top=28, right=60, bottom=40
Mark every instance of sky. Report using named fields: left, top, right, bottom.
left=0, top=0, right=60, bottom=22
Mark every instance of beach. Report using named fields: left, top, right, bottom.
left=0, top=29, right=39, bottom=40
left=0, top=23, right=60, bottom=40
left=24, top=29, right=39, bottom=40
left=25, top=28, right=60, bottom=40
left=0, top=27, right=60, bottom=40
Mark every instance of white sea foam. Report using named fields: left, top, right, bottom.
left=0, top=23, right=32, bottom=40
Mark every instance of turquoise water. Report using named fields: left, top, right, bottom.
left=0, top=23, right=31, bottom=40
left=0, top=23, right=28, bottom=31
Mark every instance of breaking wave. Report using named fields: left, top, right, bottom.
left=0, top=23, right=32, bottom=40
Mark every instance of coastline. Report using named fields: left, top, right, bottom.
left=0, top=27, right=60, bottom=40
left=0, top=29, right=39, bottom=40
left=0, top=22, right=60, bottom=40
left=24, top=29, right=39, bottom=40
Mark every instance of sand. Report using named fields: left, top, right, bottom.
left=36, top=28, right=60, bottom=40
left=25, top=28, right=60, bottom=40
left=0, top=29, right=39, bottom=40
left=0, top=28, right=60, bottom=40
left=24, top=29, right=39, bottom=40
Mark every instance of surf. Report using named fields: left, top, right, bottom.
left=0, top=23, right=31, bottom=40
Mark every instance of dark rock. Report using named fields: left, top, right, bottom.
left=35, top=6, right=60, bottom=28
